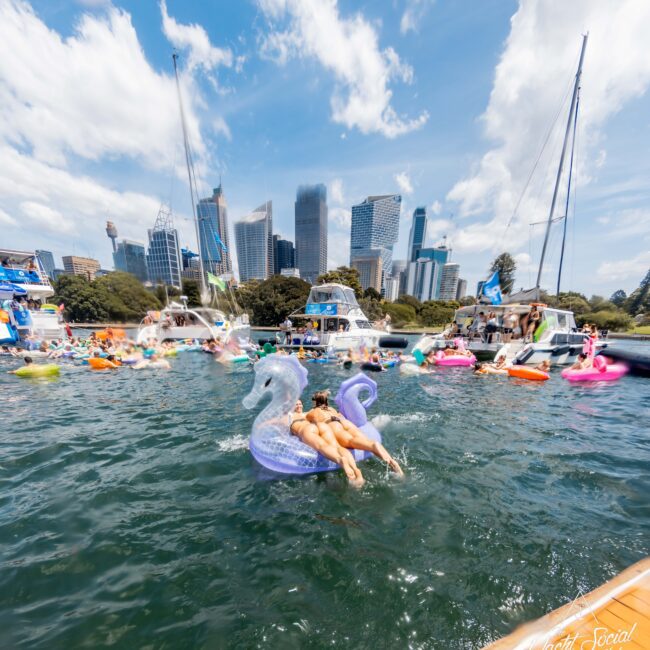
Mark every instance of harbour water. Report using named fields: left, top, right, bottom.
left=1, top=337, right=648, bottom=648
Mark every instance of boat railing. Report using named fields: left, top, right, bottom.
left=0, top=265, right=52, bottom=287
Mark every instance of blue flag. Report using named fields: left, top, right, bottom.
left=214, top=232, right=227, bottom=253
left=482, top=271, right=503, bottom=305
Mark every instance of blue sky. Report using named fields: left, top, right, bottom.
left=1, top=0, right=649, bottom=298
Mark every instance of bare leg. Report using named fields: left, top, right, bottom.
left=298, top=424, right=364, bottom=487
left=316, top=423, right=364, bottom=486
left=333, top=419, right=404, bottom=476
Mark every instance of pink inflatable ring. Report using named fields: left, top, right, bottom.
left=561, top=355, right=628, bottom=382
left=434, top=351, right=476, bottom=367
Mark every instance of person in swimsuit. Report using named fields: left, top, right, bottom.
left=306, top=391, right=404, bottom=476
left=289, top=400, right=364, bottom=487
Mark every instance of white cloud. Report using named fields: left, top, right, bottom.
left=0, top=207, right=17, bottom=226
left=0, top=145, right=175, bottom=256
left=258, top=0, right=428, bottom=138
left=430, top=199, right=442, bottom=215
left=327, top=229, right=351, bottom=269
left=160, top=0, right=234, bottom=73
left=394, top=171, right=413, bottom=195
left=597, top=250, right=650, bottom=282
left=20, top=201, right=75, bottom=235
left=330, top=206, right=351, bottom=228
left=0, top=0, right=208, bottom=170
left=446, top=0, right=650, bottom=253
left=514, top=251, right=536, bottom=273
left=428, top=218, right=452, bottom=241
left=211, top=116, right=232, bottom=140
left=400, top=0, right=434, bottom=35
left=329, top=178, right=345, bottom=205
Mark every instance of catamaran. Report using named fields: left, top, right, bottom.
left=274, top=283, right=408, bottom=354
left=414, top=35, right=602, bottom=366
left=0, top=249, right=66, bottom=343
left=136, top=298, right=250, bottom=345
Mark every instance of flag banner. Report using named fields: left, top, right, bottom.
left=207, top=272, right=226, bottom=291
left=482, top=271, right=503, bottom=305
left=214, top=232, right=228, bottom=253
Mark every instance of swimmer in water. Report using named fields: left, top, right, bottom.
left=306, top=390, right=404, bottom=476
left=289, top=400, right=364, bottom=487
left=8, top=356, right=33, bottom=374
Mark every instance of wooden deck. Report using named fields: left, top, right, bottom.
left=485, top=557, right=650, bottom=649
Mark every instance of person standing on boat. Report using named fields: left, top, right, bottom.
left=280, top=316, right=292, bottom=344
left=502, top=309, right=518, bottom=342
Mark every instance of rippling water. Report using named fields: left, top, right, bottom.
left=1, top=337, right=649, bottom=648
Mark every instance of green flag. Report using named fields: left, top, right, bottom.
left=207, top=272, right=226, bottom=291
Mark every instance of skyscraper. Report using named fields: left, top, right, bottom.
left=406, top=258, right=440, bottom=302
left=407, top=207, right=427, bottom=262
left=295, top=184, right=327, bottom=284
left=391, top=259, right=408, bottom=297
left=35, top=250, right=56, bottom=279
left=456, top=278, right=467, bottom=300
left=146, top=206, right=182, bottom=289
left=62, top=255, right=101, bottom=281
left=405, top=243, right=450, bottom=299
left=235, top=201, right=273, bottom=282
left=350, top=249, right=383, bottom=292
left=113, top=240, right=147, bottom=282
left=197, top=184, right=233, bottom=277
left=439, top=263, right=460, bottom=300
left=273, top=235, right=295, bottom=275
left=350, top=194, right=401, bottom=290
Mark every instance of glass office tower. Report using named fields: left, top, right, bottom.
left=146, top=207, right=182, bottom=289
left=295, top=184, right=327, bottom=284
left=235, top=201, right=273, bottom=282
left=350, top=194, right=401, bottom=290
left=113, top=240, right=147, bottom=282
left=197, top=184, right=233, bottom=277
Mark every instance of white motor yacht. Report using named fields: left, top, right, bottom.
left=136, top=298, right=250, bottom=346
left=273, top=283, right=407, bottom=354
left=0, top=249, right=66, bottom=344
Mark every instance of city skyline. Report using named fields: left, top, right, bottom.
left=1, top=1, right=649, bottom=298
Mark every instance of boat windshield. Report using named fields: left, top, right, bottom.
left=307, top=285, right=359, bottom=307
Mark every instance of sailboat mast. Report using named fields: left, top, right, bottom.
left=556, top=86, right=580, bottom=295
left=172, top=53, right=207, bottom=298
left=535, top=33, right=588, bottom=290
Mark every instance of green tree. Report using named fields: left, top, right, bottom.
left=489, top=252, right=517, bottom=294
left=317, top=267, right=363, bottom=298
left=358, top=296, right=383, bottom=322
left=459, top=295, right=477, bottom=306
left=419, top=300, right=456, bottom=327
left=553, top=291, right=590, bottom=315
left=237, top=276, right=311, bottom=326
left=54, top=275, right=110, bottom=323
left=625, top=269, right=650, bottom=315
left=610, top=289, right=627, bottom=308
left=363, top=286, right=382, bottom=301
left=382, top=303, right=417, bottom=327
left=576, top=310, right=632, bottom=331
left=94, top=272, right=161, bottom=321
left=396, top=294, right=422, bottom=313
left=182, top=279, right=202, bottom=307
